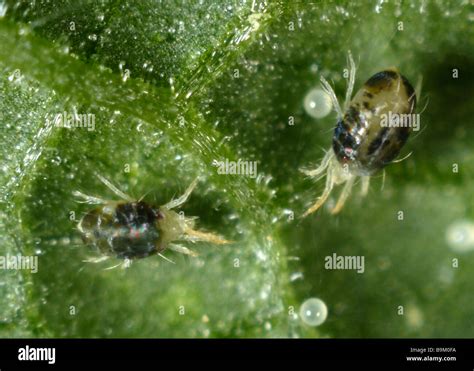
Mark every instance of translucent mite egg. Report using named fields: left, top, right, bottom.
left=299, top=297, right=328, bottom=327
left=446, top=220, right=474, bottom=253
left=304, top=88, right=333, bottom=119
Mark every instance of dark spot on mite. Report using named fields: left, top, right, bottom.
left=115, top=202, right=159, bottom=228
left=346, top=106, right=363, bottom=128
left=333, top=119, right=358, bottom=162
left=381, top=146, right=402, bottom=166
left=363, top=101, right=370, bottom=109
left=79, top=201, right=163, bottom=260
left=333, top=120, right=346, bottom=137
left=365, top=70, right=398, bottom=88
left=396, top=127, right=410, bottom=143
left=333, top=120, right=354, bottom=147
left=367, top=127, right=389, bottom=156
left=342, top=133, right=356, bottom=149
left=364, top=91, right=374, bottom=99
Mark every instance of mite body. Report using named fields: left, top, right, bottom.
left=75, top=176, right=230, bottom=267
left=302, top=53, right=417, bottom=216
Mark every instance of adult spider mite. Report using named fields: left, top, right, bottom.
left=74, top=175, right=230, bottom=268
left=302, top=52, right=417, bottom=217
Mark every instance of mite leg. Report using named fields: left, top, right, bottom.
left=300, top=149, right=334, bottom=179
left=102, top=258, right=133, bottom=270
left=103, top=260, right=127, bottom=270
left=183, top=226, right=231, bottom=245
left=302, top=165, right=335, bottom=217
left=82, top=256, right=109, bottom=264
left=344, top=50, right=356, bottom=111
left=320, top=75, right=344, bottom=119
left=96, top=174, right=134, bottom=202
left=138, top=190, right=153, bottom=202
left=414, top=74, right=423, bottom=111
left=73, top=190, right=109, bottom=205
left=163, top=177, right=199, bottom=210
left=381, top=169, right=386, bottom=191
left=331, top=175, right=355, bottom=215
left=168, top=243, right=198, bottom=257
left=391, top=151, right=413, bottom=164
left=157, top=253, right=175, bottom=264
left=360, top=175, right=370, bottom=197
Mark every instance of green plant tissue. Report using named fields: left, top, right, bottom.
left=0, top=0, right=473, bottom=338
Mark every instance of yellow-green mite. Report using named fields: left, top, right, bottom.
left=302, top=52, right=417, bottom=216
left=74, top=176, right=230, bottom=267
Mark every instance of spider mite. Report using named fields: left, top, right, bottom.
left=74, top=175, right=230, bottom=268
left=302, top=52, right=417, bottom=217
